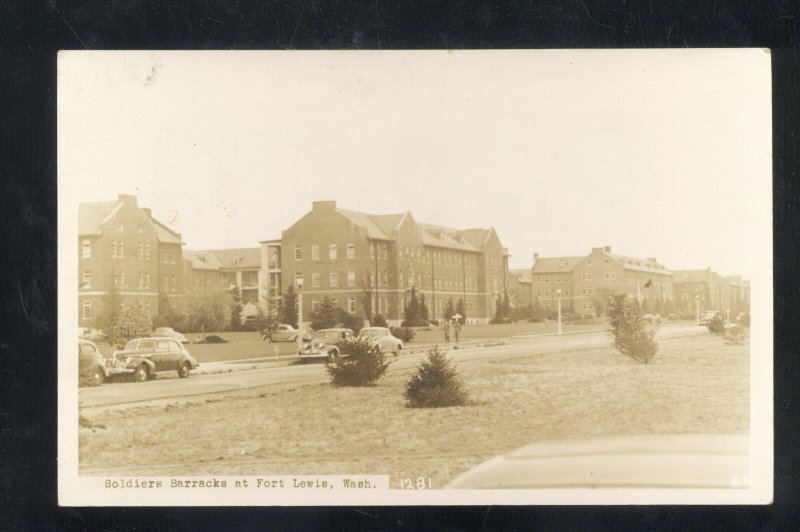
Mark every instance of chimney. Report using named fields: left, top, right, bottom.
left=312, top=200, right=337, bottom=210
left=533, top=253, right=539, bottom=264
left=142, top=207, right=152, bottom=218
left=118, top=194, right=137, bottom=205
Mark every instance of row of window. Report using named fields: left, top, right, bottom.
left=296, top=243, right=359, bottom=261
left=82, top=299, right=152, bottom=320
left=537, top=288, right=570, bottom=297
left=80, top=239, right=177, bottom=264
left=97, top=270, right=177, bottom=291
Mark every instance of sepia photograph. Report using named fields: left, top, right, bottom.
left=57, top=49, right=772, bottom=506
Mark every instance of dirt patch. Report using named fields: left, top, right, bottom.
left=79, top=334, right=749, bottom=487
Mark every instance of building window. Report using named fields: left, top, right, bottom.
left=294, top=245, right=302, bottom=260
left=329, top=244, right=337, bottom=260
left=369, top=271, right=375, bottom=287
left=138, top=243, right=144, bottom=258
left=348, top=298, right=356, bottom=313
left=347, top=271, right=356, bottom=287
left=311, top=245, right=319, bottom=261
left=294, top=272, right=302, bottom=287
left=170, top=275, right=176, bottom=291
left=370, top=242, right=375, bottom=259
left=587, top=287, right=593, bottom=295
left=82, top=239, right=91, bottom=258
left=332, top=297, right=338, bottom=308
left=312, top=299, right=320, bottom=311
left=312, top=273, right=320, bottom=288
left=382, top=271, right=388, bottom=287
left=143, top=243, right=150, bottom=259
left=170, top=250, right=176, bottom=264
left=82, top=270, right=91, bottom=289
left=233, top=256, right=242, bottom=266
left=329, top=272, right=338, bottom=288
left=565, top=289, right=569, bottom=296
left=144, top=272, right=150, bottom=289
left=381, top=244, right=387, bottom=260
left=114, top=270, right=124, bottom=288
left=82, top=300, right=92, bottom=320
left=347, top=244, right=355, bottom=259
left=138, top=272, right=145, bottom=289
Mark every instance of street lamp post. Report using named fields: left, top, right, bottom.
left=296, top=274, right=304, bottom=331
left=557, top=288, right=562, bottom=335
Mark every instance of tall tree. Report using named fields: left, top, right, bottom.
left=185, top=283, right=234, bottom=339
left=456, top=298, right=466, bottom=324
left=277, top=285, right=299, bottom=328
left=419, top=292, right=430, bottom=322
left=109, top=299, right=152, bottom=347
left=445, top=298, right=456, bottom=321
left=404, top=286, right=420, bottom=325
left=96, top=273, right=123, bottom=337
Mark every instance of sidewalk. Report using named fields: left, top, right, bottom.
left=196, top=327, right=608, bottom=376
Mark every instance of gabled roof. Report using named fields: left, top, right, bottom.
left=510, top=269, right=532, bottom=283
left=532, top=257, right=584, bottom=274
left=419, top=228, right=480, bottom=252
left=78, top=201, right=118, bottom=236
left=607, top=253, right=671, bottom=275
left=369, top=213, right=405, bottom=238
left=184, top=250, right=223, bottom=270
left=188, top=248, right=261, bottom=270
left=335, top=208, right=392, bottom=240
left=79, top=198, right=184, bottom=244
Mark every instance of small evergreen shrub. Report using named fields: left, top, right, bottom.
left=707, top=314, right=725, bottom=335
left=404, top=346, right=469, bottom=408
left=371, top=313, right=388, bottom=327
left=607, top=294, right=659, bottom=364
left=390, top=326, right=415, bottom=343
left=326, top=337, right=389, bottom=387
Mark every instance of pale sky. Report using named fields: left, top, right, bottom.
left=58, top=50, right=771, bottom=279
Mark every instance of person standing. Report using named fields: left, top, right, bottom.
left=443, top=319, right=451, bottom=343
left=453, top=319, right=461, bottom=345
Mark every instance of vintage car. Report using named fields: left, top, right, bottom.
left=263, top=324, right=311, bottom=343
left=446, top=434, right=748, bottom=489
left=78, top=339, right=110, bottom=387
left=357, top=327, right=403, bottom=356
left=152, top=327, right=189, bottom=344
left=298, top=328, right=354, bottom=363
left=110, top=337, right=199, bottom=382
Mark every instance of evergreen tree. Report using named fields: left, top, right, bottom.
left=445, top=298, right=456, bottom=321
left=404, top=285, right=420, bottom=325
left=456, top=298, right=466, bottom=324
left=607, top=294, right=659, bottom=364
left=419, top=292, right=430, bottom=322
left=404, top=346, right=469, bottom=408
left=310, top=297, right=339, bottom=331
left=96, top=274, right=123, bottom=336
left=502, top=290, right=512, bottom=318
left=277, top=285, right=299, bottom=328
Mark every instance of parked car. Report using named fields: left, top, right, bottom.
left=357, top=327, right=403, bottom=356
left=699, top=310, right=721, bottom=326
left=298, top=328, right=354, bottom=363
left=79, top=339, right=110, bottom=387
left=78, top=327, right=107, bottom=343
left=446, top=434, right=748, bottom=489
left=264, top=324, right=310, bottom=343
left=152, top=327, right=189, bottom=344
left=110, top=337, right=199, bottom=382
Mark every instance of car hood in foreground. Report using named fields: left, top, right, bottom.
left=446, top=434, right=749, bottom=489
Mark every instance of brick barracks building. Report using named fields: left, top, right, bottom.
left=78, top=194, right=185, bottom=326
left=263, top=200, right=515, bottom=326
left=531, top=246, right=674, bottom=315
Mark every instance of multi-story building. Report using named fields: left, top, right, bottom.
left=673, top=269, right=750, bottom=316
left=262, top=200, right=514, bottom=325
left=531, top=247, right=673, bottom=315
left=508, top=269, right=533, bottom=306
left=184, top=248, right=262, bottom=304
left=78, top=194, right=184, bottom=325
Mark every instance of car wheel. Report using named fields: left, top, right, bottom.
left=90, top=369, right=104, bottom=386
left=133, top=364, right=150, bottom=383
left=178, top=361, right=191, bottom=378
left=328, top=349, right=339, bottom=363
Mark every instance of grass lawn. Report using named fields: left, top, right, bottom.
left=407, top=321, right=604, bottom=344
left=79, top=332, right=749, bottom=487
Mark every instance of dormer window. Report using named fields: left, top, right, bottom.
left=234, top=256, right=243, bottom=266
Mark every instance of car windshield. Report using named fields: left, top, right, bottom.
left=359, top=328, right=386, bottom=338
left=315, top=331, right=343, bottom=341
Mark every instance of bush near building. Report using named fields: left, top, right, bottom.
left=326, top=337, right=389, bottom=387
left=404, top=346, right=469, bottom=408
left=371, top=313, right=388, bottom=327
left=607, top=294, right=659, bottom=364
left=707, top=314, right=725, bottom=336
left=389, top=326, right=415, bottom=343
left=109, top=300, right=152, bottom=348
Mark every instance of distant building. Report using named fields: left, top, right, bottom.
left=672, top=269, right=750, bottom=316
left=531, top=246, right=673, bottom=315
left=78, top=194, right=184, bottom=325
left=184, top=248, right=262, bottom=304
left=261, top=200, right=515, bottom=325
left=508, top=269, right=533, bottom=306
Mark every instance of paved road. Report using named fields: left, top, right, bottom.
left=79, top=324, right=703, bottom=411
